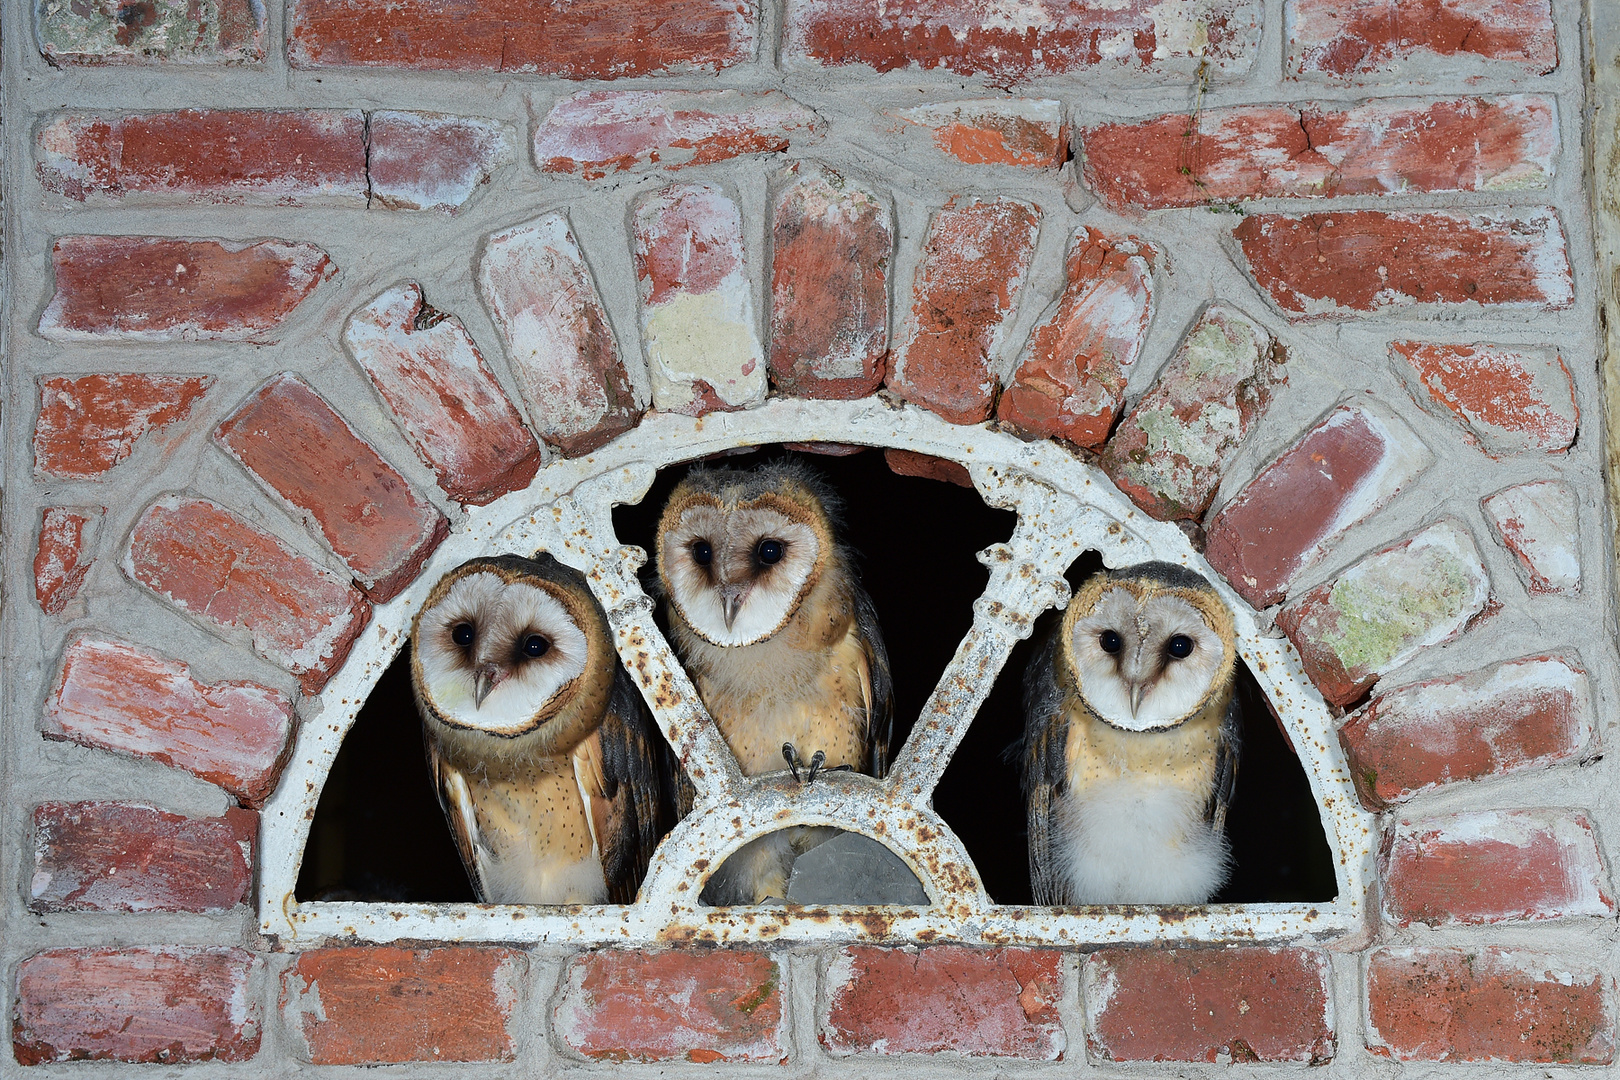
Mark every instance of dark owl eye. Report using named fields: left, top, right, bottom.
left=691, top=540, right=713, bottom=566
left=451, top=623, right=475, bottom=648
left=1166, top=635, right=1195, bottom=659
left=756, top=538, right=784, bottom=565
left=1098, top=629, right=1122, bottom=653
left=522, top=634, right=550, bottom=659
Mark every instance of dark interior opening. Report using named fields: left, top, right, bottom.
left=299, top=444, right=1335, bottom=908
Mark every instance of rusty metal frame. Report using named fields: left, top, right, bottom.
left=259, top=396, right=1376, bottom=948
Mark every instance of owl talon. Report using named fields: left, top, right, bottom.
left=806, top=750, right=827, bottom=783
left=782, top=742, right=803, bottom=782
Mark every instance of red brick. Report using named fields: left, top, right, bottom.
left=1289, top=0, right=1557, bottom=77
left=888, top=196, right=1039, bottom=425
left=215, top=373, right=448, bottom=601
left=769, top=166, right=892, bottom=399
left=38, top=110, right=365, bottom=204
left=1392, top=341, right=1577, bottom=457
left=123, top=495, right=370, bottom=693
left=13, top=947, right=260, bottom=1065
left=1382, top=808, right=1613, bottom=927
left=478, top=212, right=641, bottom=451
left=997, top=227, right=1157, bottom=446
left=1082, top=96, right=1555, bottom=210
left=344, top=283, right=540, bottom=503
left=43, top=635, right=294, bottom=804
left=367, top=111, right=507, bottom=213
left=535, top=90, right=820, bottom=179
left=39, top=236, right=336, bottom=343
left=885, top=449, right=973, bottom=487
left=1234, top=209, right=1573, bottom=319
left=822, top=946, right=1063, bottom=1059
left=35, top=506, right=102, bottom=615
left=1100, top=303, right=1280, bottom=521
left=1276, top=518, right=1489, bottom=706
left=1340, top=655, right=1595, bottom=808
left=555, top=949, right=784, bottom=1063
left=283, top=947, right=522, bottom=1064
left=1205, top=400, right=1431, bottom=608
left=1367, top=948, right=1614, bottom=1064
left=895, top=98, right=1068, bottom=167
left=1482, top=479, right=1580, bottom=596
left=34, top=372, right=213, bottom=480
left=290, top=0, right=754, bottom=74
left=31, top=802, right=255, bottom=914
left=785, top=0, right=1261, bottom=83
left=37, top=0, right=263, bottom=65
left=634, top=184, right=766, bottom=416
left=1083, top=947, right=1334, bottom=1063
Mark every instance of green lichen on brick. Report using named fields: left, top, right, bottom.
left=35, top=0, right=262, bottom=63
left=1181, top=320, right=1253, bottom=381
left=733, top=970, right=777, bottom=1016
left=1320, top=545, right=1476, bottom=673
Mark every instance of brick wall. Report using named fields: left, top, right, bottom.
left=6, top=0, right=1619, bottom=1073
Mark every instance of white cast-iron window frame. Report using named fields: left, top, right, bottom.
left=259, top=397, right=1376, bottom=948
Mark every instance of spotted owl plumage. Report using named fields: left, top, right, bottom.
left=1022, top=560, right=1241, bottom=905
left=654, top=460, right=893, bottom=904
left=410, top=553, right=662, bottom=905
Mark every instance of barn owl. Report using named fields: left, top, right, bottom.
left=1022, top=560, right=1240, bottom=904
left=654, top=460, right=892, bottom=904
left=411, top=553, right=662, bottom=905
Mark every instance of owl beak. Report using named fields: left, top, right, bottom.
left=719, top=583, right=749, bottom=629
left=1128, top=681, right=1148, bottom=717
left=474, top=666, right=500, bottom=708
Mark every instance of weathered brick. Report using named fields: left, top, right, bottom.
left=1100, top=303, right=1280, bottom=521
left=1340, top=655, right=1595, bottom=808
left=1481, top=479, right=1580, bottom=596
left=823, top=946, right=1063, bottom=1059
left=35, top=0, right=263, bottom=65
left=283, top=947, right=522, bottom=1064
left=997, top=227, right=1157, bottom=446
left=634, top=184, right=765, bottom=416
left=43, top=635, right=295, bottom=804
left=34, top=372, right=213, bottom=480
left=536, top=90, right=819, bottom=179
left=290, top=0, right=755, bottom=74
left=1382, top=808, right=1613, bottom=927
left=1082, top=96, right=1555, bottom=210
left=1367, top=948, right=1614, bottom=1064
left=344, top=284, right=540, bottom=503
left=367, top=111, right=507, bottom=212
left=478, top=212, right=641, bottom=451
left=895, top=98, right=1067, bottom=167
left=1233, top=209, right=1573, bottom=319
left=769, top=166, right=892, bottom=399
left=885, top=449, right=973, bottom=487
left=35, top=506, right=102, bottom=616
left=1083, top=947, right=1334, bottom=1063
left=123, top=495, right=370, bottom=693
left=1276, top=518, right=1490, bottom=706
left=13, top=947, right=260, bottom=1065
left=215, top=373, right=448, bottom=601
left=39, top=236, right=335, bottom=343
left=1289, top=0, right=1557, bottom=78
left=888, top=196, right=1040, bottom=425
left=38, top=110, right=366, bottom=204
left=785, top=0, right=1261, bottom=82
left=556, top=949, right=784, bottom=1063
left=1205, top=400, right=1432, bottom=608
left=31, top=802, right=255, bottom=914
left=1393, top=341, right=1577, bottom=456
